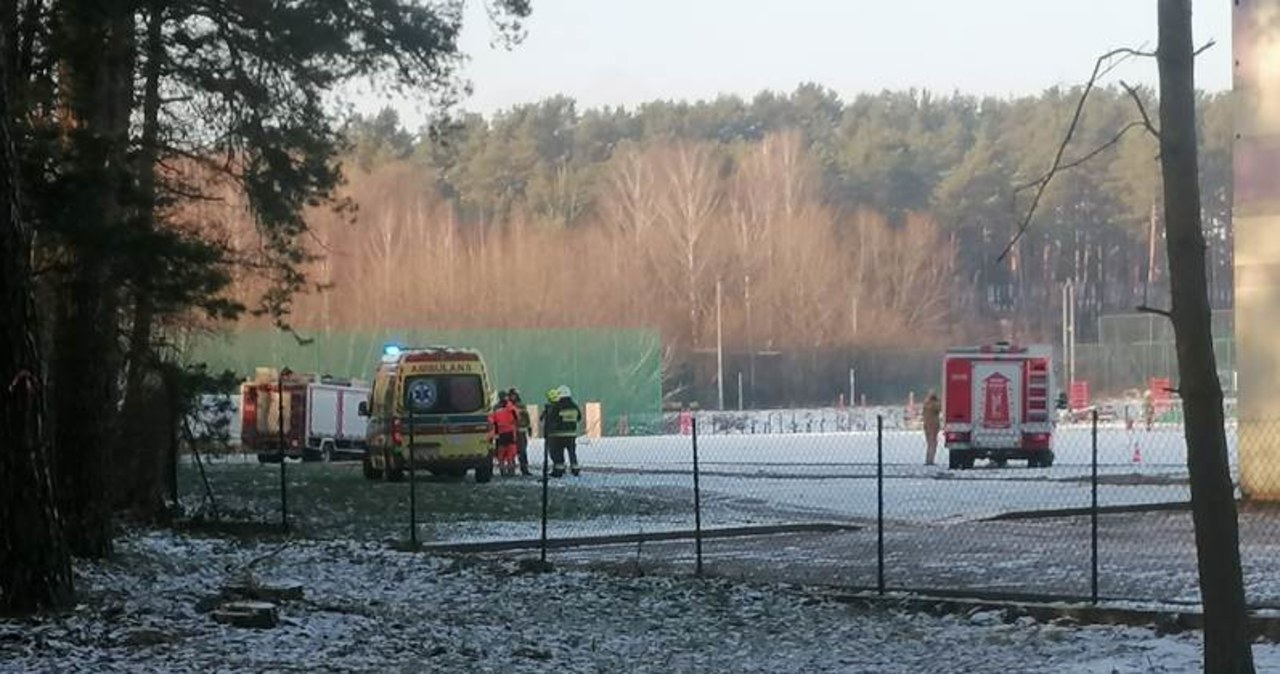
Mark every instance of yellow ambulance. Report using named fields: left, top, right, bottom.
left=359, top=345, right=495, bottom=483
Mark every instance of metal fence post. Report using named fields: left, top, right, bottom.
left=1091, top=408, right=1100, bottom=604
left=408, top=411, right=417, bottom=547
left=877, top=414, right=885, bottom=596
left=693, top=416, right=704, bottom=577
left=278, top=369, right=289, bottom=533
left=540, top=434, right=550, bottom=564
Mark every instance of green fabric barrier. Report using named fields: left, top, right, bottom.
left=186, top=328, right=663, bottom=430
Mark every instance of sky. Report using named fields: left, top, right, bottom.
left=356, top=0, right=1234, bottom=126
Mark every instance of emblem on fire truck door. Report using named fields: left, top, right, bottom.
left=982, top=373, right=1012, bottom=429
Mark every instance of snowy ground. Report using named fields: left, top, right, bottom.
left=178, top=425, right=1280, bottom=608
left=3, top=531, right=1279, bottom=674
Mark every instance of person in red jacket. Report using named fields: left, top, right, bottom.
left=491, top=394, right=520, bottom=476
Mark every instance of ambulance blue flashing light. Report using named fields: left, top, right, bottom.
left=382, top=344, right=403, bottom=362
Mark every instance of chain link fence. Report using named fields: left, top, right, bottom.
left=1074, top=311, right=1236, bottom=396
left=177, top=409, right=1280, bottom=610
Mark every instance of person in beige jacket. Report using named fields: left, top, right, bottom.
left=922, top=391, right=942, bottom=466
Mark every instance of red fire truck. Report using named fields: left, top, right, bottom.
left=942, top=342, right=1056, bottom=469
left=240, top=368, right=370, bottom=464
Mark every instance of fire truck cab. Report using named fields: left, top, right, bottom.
left=942, top=342, right=1056, bottom=469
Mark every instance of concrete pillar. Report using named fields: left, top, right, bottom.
left=1235, top=0, right=1280, bottom=500
left=584, top=402, right=603, bottom=439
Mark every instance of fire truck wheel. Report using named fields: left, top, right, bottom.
left=257, top=453, right=281, bottom=465
left=321, top=442, right=335, bottom=463
left=992, top=457, right=1008, bottom=468
left=1028, top=452, right=1055, bottom=468
left=474, top=463, right=494, bottom=484
left=948, top=452, right=973, bottom=470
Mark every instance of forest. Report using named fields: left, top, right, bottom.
left=218, top=85, right=1234, bottom=400
left=0, top=0, right=1234, bottom=612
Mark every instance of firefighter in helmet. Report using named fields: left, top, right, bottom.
left=541, top=385, right=582, bottom=477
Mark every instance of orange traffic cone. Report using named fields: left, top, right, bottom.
left=1131, top=442, right=1142, bottom=464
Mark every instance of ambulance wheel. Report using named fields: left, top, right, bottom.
left=474, top=463, right=494, bottom=484
left=362, top=456, right=382, bottom=481
left=384, top=450, right=405, bottom=482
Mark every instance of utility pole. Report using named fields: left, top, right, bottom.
left=737, top=372, right=744, bottom=411
left=851, top=293, right=859, bottom=337
left=1064, top=283, right=1075, bottom=391
left=1062, top=281, right=1076, bottom=387
left=1062, top=282, right=1070, bottom=386
left=1146, top=197, right=1159, bottom=307
left=745, top=273, right=754, bottom=408
left=716, top=276, right=725, bottom=411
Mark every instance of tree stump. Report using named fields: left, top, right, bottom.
left=212, top=601, right=279, bottom=629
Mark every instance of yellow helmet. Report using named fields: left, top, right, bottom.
left=546, top=387, right=560, bottom=403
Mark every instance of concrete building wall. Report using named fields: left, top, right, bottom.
left=1236, top=0, right=1280, bottom=499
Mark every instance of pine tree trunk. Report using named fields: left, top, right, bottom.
left=115, top=1, right=165, bottom=518
left=50, top=0, right=136, bottom=558
left=0, top=10, right=75, bottom=613
left=1156, top=2, right=1255, bottom=672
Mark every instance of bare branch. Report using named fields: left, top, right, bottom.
left=1120, top=80, right=1160, bottom=138
left=996, top=46, right=1159, bottom=263
left=1097, top=45, right=1155, bottom=81
left=1137, top=304, right=1173, bottom=320
left=1193, top=39, right=1216, bottom=57
left=1059, top=122, right=1147, bottom=173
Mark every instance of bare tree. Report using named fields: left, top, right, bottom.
left=1156, top=1, right=1254, bottom=671
left=603, top=142, right=668, bottom=325
left=860, top=212, right=955, bottom=337
left=655, top=142, right=723, bottom=351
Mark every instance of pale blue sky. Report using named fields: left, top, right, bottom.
left=358, top=1, right=1234, bottom=124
